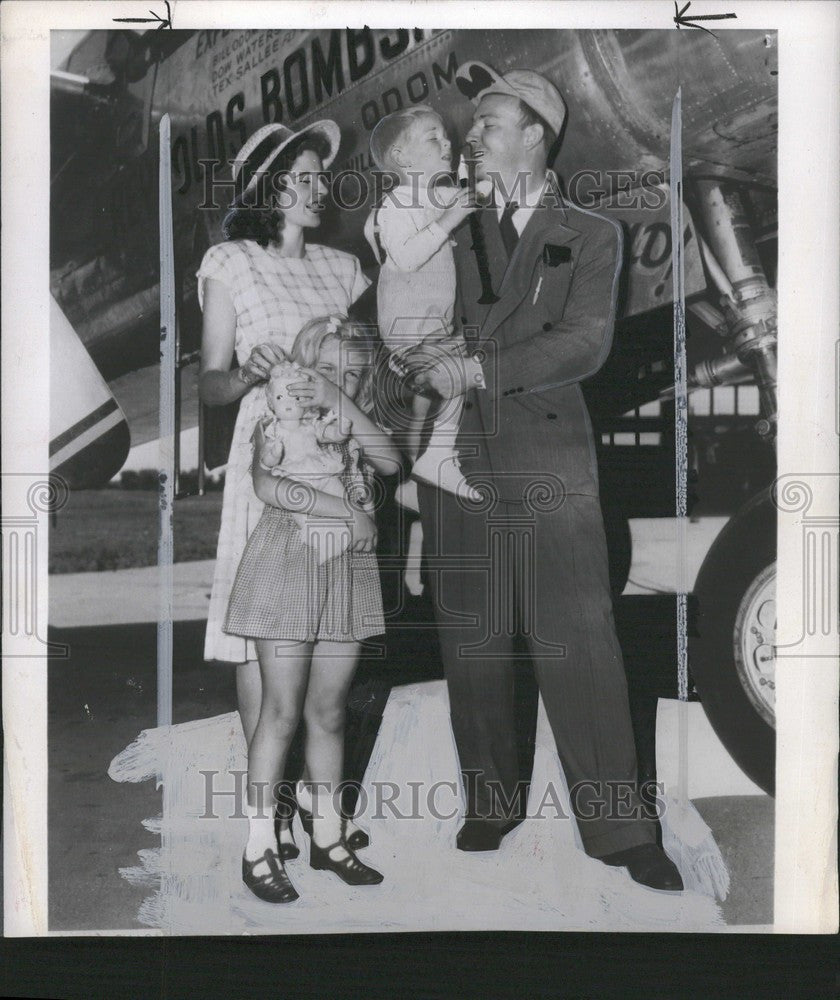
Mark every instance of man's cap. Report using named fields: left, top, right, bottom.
left=455, top=61, right=566, bottom=137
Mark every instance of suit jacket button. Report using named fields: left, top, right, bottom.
left=543, top=322, right=552, bottom=331
left=461, top=316, right=468, bottom=324
left=546, top=412, right=557, bottom=420
left=464, top=400, right=473, bottom=410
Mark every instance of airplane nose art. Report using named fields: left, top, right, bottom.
left=49, top=296, right=130, bottom=490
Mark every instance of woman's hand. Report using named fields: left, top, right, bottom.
left=288, top=367, right=341, bottom=411
left=350, top=508, right=377, bottom=553
left=239, top=342, right=288, bottom=385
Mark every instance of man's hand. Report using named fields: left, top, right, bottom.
left=401, top=332, right=475, bottom=400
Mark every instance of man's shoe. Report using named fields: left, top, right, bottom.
left=456, top=818, right=521, bottom=852
left=456, top=820, right=503, bottom=852
left=600, top=843, right=684, bottom=891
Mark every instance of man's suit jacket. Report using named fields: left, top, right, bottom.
left=453, top=188, right=623, bottom=502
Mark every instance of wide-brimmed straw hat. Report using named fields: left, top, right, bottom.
left=231, top=120, right=341, bottom=194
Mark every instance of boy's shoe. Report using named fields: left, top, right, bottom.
left=412, top=450, right=482, bottom=503
left=395, top=479, right=420, bottom=513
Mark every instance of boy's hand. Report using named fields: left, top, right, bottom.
left=438, top=187, right=479, bottom=233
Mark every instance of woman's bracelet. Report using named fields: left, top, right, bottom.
left=347, top=493, right=369, bottom=513
left=237, top=365, right=259, bottom=386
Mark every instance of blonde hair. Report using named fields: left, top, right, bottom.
left=291, top=315, right=377, bottom=413
left=369, top=105, right=443, bottom=174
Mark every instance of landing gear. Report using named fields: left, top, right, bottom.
left=690, top=488, right=776, bottom=795
left=601, top=497, right=632, bottom=598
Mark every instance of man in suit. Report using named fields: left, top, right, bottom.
left=405, top=62, right=682, bottom=890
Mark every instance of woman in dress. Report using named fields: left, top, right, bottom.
left=198, top=120, right=371, bottom=860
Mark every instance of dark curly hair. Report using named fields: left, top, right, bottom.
left=222, top=131, right=333, bottom=247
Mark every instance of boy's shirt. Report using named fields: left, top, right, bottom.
left=364, top=183, right=458, bottom=352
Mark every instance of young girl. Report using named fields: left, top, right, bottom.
left=224, top=315, right=401, bottom=904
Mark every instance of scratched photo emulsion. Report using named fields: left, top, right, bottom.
left=47, top=26, right=778, bottom=932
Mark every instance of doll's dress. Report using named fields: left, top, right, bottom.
left=262, top=413, right=351, bottom=563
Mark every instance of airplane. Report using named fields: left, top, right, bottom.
left=50, top=26, right=779, bottom=794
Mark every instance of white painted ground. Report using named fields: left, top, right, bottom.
left=110, top=682, right=724, bottom=934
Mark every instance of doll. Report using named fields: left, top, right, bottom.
left=258, top=361, right=354, bottom=563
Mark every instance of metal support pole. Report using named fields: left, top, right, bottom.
left=158, top=113, right=175, bottom=729
left=670, top=89, right=689, bottom=705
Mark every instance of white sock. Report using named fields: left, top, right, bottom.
left=296, top=780, right=313, bottom=812
left=276, top=818, right=296, bottom=846
left=244, top=798, right=277, bottom=859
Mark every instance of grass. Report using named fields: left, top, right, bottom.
left=49, top=490, right=225, bottom=574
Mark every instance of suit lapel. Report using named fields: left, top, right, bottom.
left=480, top=203, right=582, bottom=342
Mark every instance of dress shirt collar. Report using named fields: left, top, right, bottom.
left=493, top=169, right=563, bottom=234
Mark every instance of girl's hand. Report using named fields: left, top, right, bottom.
left=239, top=342, right=287, bottom=385
left=288, top=367, right=341, bottom=411
left=252, top=420, right=282, bottom=469
left=317, top=413, right=353, bottom=443
left=260, top=438, right=285, bottom=469
left=350, top=508, right=377, bottom=553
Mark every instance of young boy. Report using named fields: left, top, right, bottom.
left=364, top=105, right=484, bottom=501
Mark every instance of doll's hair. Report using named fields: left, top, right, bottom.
left=291, top=315, right=378, bottom=414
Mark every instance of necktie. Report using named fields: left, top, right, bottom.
left=498, top=201, right=519, bottom=258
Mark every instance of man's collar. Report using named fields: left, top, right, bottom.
left=492, top=169, right=567, bottom=215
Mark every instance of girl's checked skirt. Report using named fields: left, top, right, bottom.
left=224, top=505, right=385, bottom=643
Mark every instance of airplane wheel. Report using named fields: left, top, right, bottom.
left=690, top=488, right=776, bottom=795
left=601, top=498, right=631, bottom=597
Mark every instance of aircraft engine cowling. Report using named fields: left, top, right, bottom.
left=49, top=296, right=131, bottom=490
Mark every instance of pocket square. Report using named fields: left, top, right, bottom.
left=543, top=243, right=572, bottom=266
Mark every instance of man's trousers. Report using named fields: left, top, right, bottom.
left=417, top=482, right=656, bottom=857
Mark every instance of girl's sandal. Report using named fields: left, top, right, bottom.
left=309, top=839, right=383, bottom=886
left=343, top=818, right=370, bottom=851
left=298, top=807, right=370, bottom=851
left=274, top=809, right=300, bottom=861
left=297, top=804, right=314, bottom=838
left=242, top=849, right=300, bottom=903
